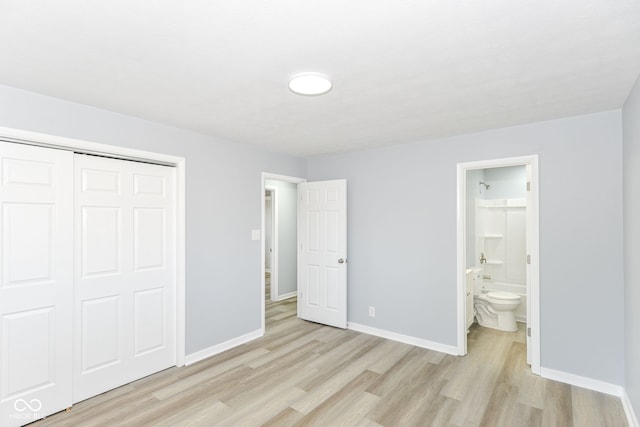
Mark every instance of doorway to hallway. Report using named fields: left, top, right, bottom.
left=261, top=173, right=305, bottom=332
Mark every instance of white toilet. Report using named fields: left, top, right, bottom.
left=470, top=269, right=521, bottom=332
left=474, top=291, right=521, bottom=332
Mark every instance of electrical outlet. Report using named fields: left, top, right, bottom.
left=368, top=306, right=376, bottom=317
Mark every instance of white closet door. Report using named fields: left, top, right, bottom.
left=74, top=154, right=175, bottom=402
left=0, top=142, right=73, bottom=426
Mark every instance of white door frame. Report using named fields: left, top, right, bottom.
left=261, top=173, right=305, bottom=333
left=456, top=155, right=540, bottom=375
left=0, top=126, right=187, bottom=366
left=265, top=186, right=278, bottom=300
left=264, top=192, right=273, bottom=274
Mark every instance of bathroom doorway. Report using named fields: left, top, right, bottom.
left=457, top=155, right=540, bottom=375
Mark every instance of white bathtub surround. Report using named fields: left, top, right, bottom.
left=476, top=197, right=527, bottom=322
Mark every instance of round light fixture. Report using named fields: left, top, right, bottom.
left=288, top=72, right=332, bottom=96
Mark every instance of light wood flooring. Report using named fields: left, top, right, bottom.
left=32, top=276, right=627, bottom=426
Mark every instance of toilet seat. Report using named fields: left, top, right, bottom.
left=486, top=291, right=519, bottom=302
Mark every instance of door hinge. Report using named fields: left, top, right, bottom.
left=526, top=181, right=531, bottom=191
left=527, top=327, right=531, bottom=337
left=527, top=254, right=531, bottom=264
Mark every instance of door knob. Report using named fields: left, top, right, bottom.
left=338, top=258, right=345, bottom=264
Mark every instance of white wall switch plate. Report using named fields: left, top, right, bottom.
left=368, top=306, right=375, bottom=317
left=251, top=229, right=261, bottom=240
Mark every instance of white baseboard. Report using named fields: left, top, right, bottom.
left=274, top=291, right=296, bottom=301
left=540, top=367, right=624, bottom=397
left=622, top=390, right=640, bottom=427
left=184, top=329, right=263, bottom=366
left=347, top=322, right=458, bottom=355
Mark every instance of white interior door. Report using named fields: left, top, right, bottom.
left=74, top=154, right=176, bottom=402
left=525, top=164, right=532, bottom=365
left=0, top=142, right=74, bottom=426
left=297, top=179, right=347, bottom=328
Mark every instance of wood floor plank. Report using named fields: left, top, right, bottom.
left=215, top=384, right=306, bottom=426
left=155, top=400, right=230, bottom=427
left=517, top=369, right=546, bottom=410
left=368, top=363, right=445, bottom=426
left=292, top=370, right=380, bottom=426
left=262, top=407, right=305, bottom=427
left=366, top=347, right=435, bottom=397
left=542, top=380, right=573, bottom=427
left=299, top=334, right=381, bottom=391
left=363, top=339, right=414, bottom=375
left=572, top=386, right=629, bottom=427
left=217, top=341, right=323, bottom=406
left=479, top=341, right=526, bottom=426
left=32, top=278, right=629, bottom=427
left=354, top=418, right=384, bottom=427
left=416, top=393, right=461, bottom=426
left=245, top=331, right=325, bottom=369
left=150, top=348, right=268, bottom=401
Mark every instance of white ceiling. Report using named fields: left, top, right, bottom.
left=1, top=1, right=640, bottom=157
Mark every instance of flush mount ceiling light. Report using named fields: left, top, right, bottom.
left=288, top=72, right=332, bottom=96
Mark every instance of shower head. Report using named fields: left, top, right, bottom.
left=479, top=181, right=490, bottom=190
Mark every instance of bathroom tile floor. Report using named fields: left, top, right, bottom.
left=33, top=281, right=628, bottom=426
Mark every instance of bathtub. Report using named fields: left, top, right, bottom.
left=481, top=282, right=527, bottom=323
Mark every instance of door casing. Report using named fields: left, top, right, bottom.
left=264, top=186, right=279, bottom=300
left=264, top=192, right=273, bottom=274
left=456, top=155, right=540, bottom=375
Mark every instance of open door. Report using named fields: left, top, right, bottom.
left=525, top=164, right=532, bottom=365
left=264, top=191, right=273, bottom=274
left=297, top=179, right=347, bottom=328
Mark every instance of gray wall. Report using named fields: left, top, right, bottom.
left=623, top=74, right=640, bottom=416
left=0, top=84, right=306, bottom=355
left=265, top=179, right=298, bottom=297
left=307, top=110, right=625, bottom=385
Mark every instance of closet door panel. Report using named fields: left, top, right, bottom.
left=0, top=142, right=73, bottom=427
left=127, top=162, right=175, bottom=378
left=74, top=155, right=175, bottom=403
left=81, top=206, right=122, bottom=278
left=133, top=207, right=165, bottom=271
